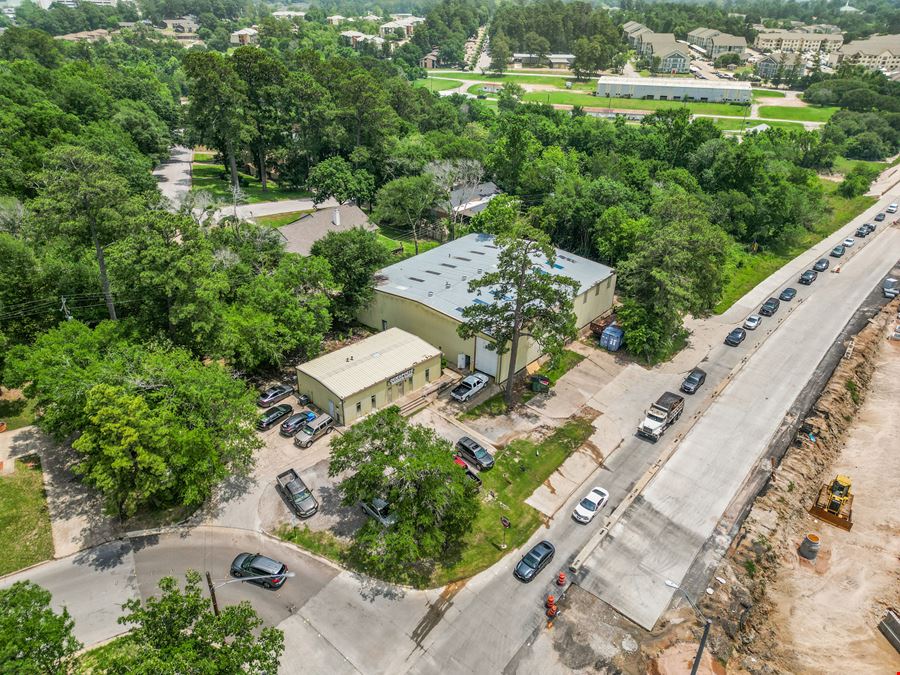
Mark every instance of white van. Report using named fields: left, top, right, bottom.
left=887, top=203, right=898, bottom=214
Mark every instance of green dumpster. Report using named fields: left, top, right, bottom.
left=531, top=375, right=550, bottom=393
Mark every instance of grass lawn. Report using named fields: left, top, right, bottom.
left=714, top=180, right=877, bottom=313
left=829, top=155, right=887, bottom=177
left=0, top=457, right=54, bottom=576
left=0, top=394, right=36, bottom=431
left=430, top=72, right=596, bottom=91
left=712, top=118, right=804, bottom=131
left=253, top=209, right=314, bottom=228
left=376, top=232, right=439, bottom=260
left=191, top=162, right=312, bottom=204
left=75, top=635, right=139, bottom=673
left=192, top=151, right=216, bottom=162
left=757, top=104, right=838, bottom=123
left=752, top=89, right=786, bottom=99
left=276, top=418, right=594, bottom=588
left=414, top=78, right=462, bottom=92
left=522, top=90, right=751, bottom=116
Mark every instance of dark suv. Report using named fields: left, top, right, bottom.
left=257, top=383, right=294, bottom=407
left=799, top=269, right=818, bottom=285
left=759, top=297, right=780, bottom=316
left=256, top=404, right=293, bottom=431
left=855, top=225, right=869, bottom=238
left=230, top=553, right=288, bottom=589
left=456, top=436, right=494, bottom=470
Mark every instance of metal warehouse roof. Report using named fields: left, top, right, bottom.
left=373, top=233, right=615, bottom=324
left=597, top=75, right=752, bottom=91
left=297, top=328, right=440, bottom=399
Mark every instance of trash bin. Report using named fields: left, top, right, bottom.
left=599, top=325, right=624, bottom=352
left=531, top=375, right=550, bottom=392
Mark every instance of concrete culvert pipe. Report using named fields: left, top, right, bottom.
left=799, top=533, right=821, bottom=561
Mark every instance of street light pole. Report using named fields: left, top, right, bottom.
left=205, top=571, right=296, bottom=617
left=665, top=579, right=710, bottom=675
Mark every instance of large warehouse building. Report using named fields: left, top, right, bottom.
left=357, top=233, right=616, bottom=385
left=296, top=328, right=441, bottom=426
left=595, top=76, right=751, bottom=104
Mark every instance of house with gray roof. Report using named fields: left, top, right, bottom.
left=277, top=204, right=375, bottom=256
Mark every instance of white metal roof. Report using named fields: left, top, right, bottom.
left=297, top=328, right=440, bottom=400
left=597, top=75, right=752, bottom=91
left=372, top=233, right=614, bottom=324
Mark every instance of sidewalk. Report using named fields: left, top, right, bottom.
left=212, top=197, right=339, bottom=223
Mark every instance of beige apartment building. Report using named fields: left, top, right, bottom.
left=830, top=34, right=900, bottom=73
left=754, top=31, right=843, bottom=53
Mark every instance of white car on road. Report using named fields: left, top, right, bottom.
left=842, top=237, right=855, bottom=247
left=743, top=314, right=762, bottom=330
left=573, top=487, right=610, bottom=524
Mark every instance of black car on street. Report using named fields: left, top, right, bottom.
left=724, top=327, right=746, bottom=346
left=799, top=269, right=818, bottom=285
left=680, top=368, right=706, bottom=394
left=830, top=246, right=845, bottom=258
left=813, top=258, right=829, bottom=272
left=256, top=404, right=293, bottom=431
left=759, top=297, right=780, bottom=316
left=779, top=287, right=797, bottom=302
left=279, top=411, right=316, bottom=437
left=513, top=540, right=555, bottom=582
left=874, top=213, right=885, bottom=222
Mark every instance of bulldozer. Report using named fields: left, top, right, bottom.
left=809, top=474, right=854, bottom=530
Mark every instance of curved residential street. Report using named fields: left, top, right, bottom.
left=3, top=167, right=900, bottom=672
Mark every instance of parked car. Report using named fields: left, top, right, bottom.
left=855, top=226, right=869, bottom=238
left=256, top=404, right=293, bottom=431
left=456, top=436, right=494, bottom=470
left=799, top=269, right=818, bottom=285
left=279, top=411, right=316, bottom=437
left=257, top=383, right=294, bottom=408
left=725, top=327, right=746, bottom=346
left=450, top=372, right=489, bottom=403
left=513, top=540, right=556, bottom=582
left=759, top=297, right=780, bottom=316
left=572, top=487, right=609, bottom=524
left=230, top=553, right=289, bottom=589
left=779, top=288, right=797, bottom=302
left=887, top=202, right=898, bottom=214
left=813, top=258, right=829, bottom=272
left=830, top=246, right=845, bottom=258
left=680, top=368, right=706, bottom=394
left=867, top=221, right=877, bottom=232
left=842, top=237, right=855, bottom=248
left=276, top=469, right=318, bottom=518
left=362, top=498, right=397, bottom=527
left=874, top=213, right=885, bottom=222
left=293, top=414, right=334, bottom=448
left=743, top=314, right=762, bottom=330
left=464, top=468, right=483, bottom=489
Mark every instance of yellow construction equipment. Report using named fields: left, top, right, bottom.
left=809, top=475, right=854, bottom=530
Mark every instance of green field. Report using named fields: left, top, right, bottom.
left=713, top=118, right=804, bottom=131
left=414, top=77, right=463, bottom=92
left=0, top=394, right=36, bottom=431
left=752, top=89, right=786, bottom=99
left=429, top=71, right=596, bottom=90
left=191, top=162, right=312, bottom=204
left=375, top=232, right=439, bottom=259
left=0, top=457, right=54, bottom=576
left=714, top=180, right=877, bottom=313
left=830, top=156, right=887, bottom=177
left=253, top=209, right=314, bottom=228
left=522, top=90, right=751, bottom=116
left=758, top=105, right=839, bottom=123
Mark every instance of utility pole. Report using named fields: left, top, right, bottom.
left=60, top=296, right=73, bottom=321
left=665, top=579, right=711, bottom=675
left=206, top=571, right=220, bottom=617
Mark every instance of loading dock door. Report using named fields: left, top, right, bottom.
left=474, top=337, right=498, bottom=377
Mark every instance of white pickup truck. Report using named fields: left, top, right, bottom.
left=451, top=372, right=490, bottom=403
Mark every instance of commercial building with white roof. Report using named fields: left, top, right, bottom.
left=596, top=76, right=751, bottom=103
left=296, top=328, right=441, bottom=425
left=357, top=233, right=615, bottom=384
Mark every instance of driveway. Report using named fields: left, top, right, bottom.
left=152, top=145, right=192, bottom=208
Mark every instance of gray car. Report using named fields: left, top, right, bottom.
left=456, top=436, right=494, bottom=470
left=362, top=498, right=397, bottom=527
left=229, top=553, right=288, bottom=589
left=680, top=368, right=706, bottom=394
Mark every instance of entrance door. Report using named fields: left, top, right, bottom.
left=474, top=337, right=498, bottom=377
left=328, top=400, right=335, bottom=417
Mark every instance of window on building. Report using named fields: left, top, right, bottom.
left=371, top=394, right=376, bottom=408
left=425, top=368, right=430, bottom=382
left=356, top=401, right=362, bottom=414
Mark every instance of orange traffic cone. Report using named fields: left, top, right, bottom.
left=545, top=594, right=555, bottom=608
left=557, top=571, right=566, bottom=586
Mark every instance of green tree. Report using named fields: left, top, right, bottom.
left=838, top=161, right=881, bottom=197
left=497, top=81, right=524, bottom=113
left=310, top=228, right=391, bottom=325
left=372, top=174, right=445, bottom=254
left=328, top=407, right=479, bottom=580
left=489, top=34, right=511, bottom=75
left=524, top=32, right=550, bottom=65
left=307, top=156, right=374, bottom=206
left=28, top=146, right=135, bottom=321
left=183, top=51, right=249, bottom=191
left=108, top=571, right=284, bottom=673
left=0, top=581, right=80, bottom=675
left=458, top=224, right=579, bottom=406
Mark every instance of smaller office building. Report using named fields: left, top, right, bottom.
left=296, top=328, right=441, bottom=426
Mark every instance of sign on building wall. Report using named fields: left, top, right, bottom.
left=388, top=369, right=414, bottom=385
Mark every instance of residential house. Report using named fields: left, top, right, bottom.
left=621, top=20, right=647, bottom=47
left=687, top=27, right=721, bottom=51
left=435, top=181, right=501, bottom=221
left=162, top=16, right=199, bottom=33
left=326, top=15, right=347, bottom=26
left=640, top=33, right=691, bottom=73
left=420, top=49, right=440, bottom=69
left=754, top=31, right=843, bottom=53
left=230, top=27, right=259, bottom=45
left=379, top=16, right=425, bottom=38
left=276, top=204, right=375, bottom=257
left=547, top=53, right=576, bottom=69
left=709, top=34, right=747, bottom=60
left=755, top=51, right=806, bottom=80
left=830, top=34, right=900, bottom=73
left=272, top=10, right=306, bottom=19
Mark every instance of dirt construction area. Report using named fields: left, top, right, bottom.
left=764, top=330, right=900, bottom=671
